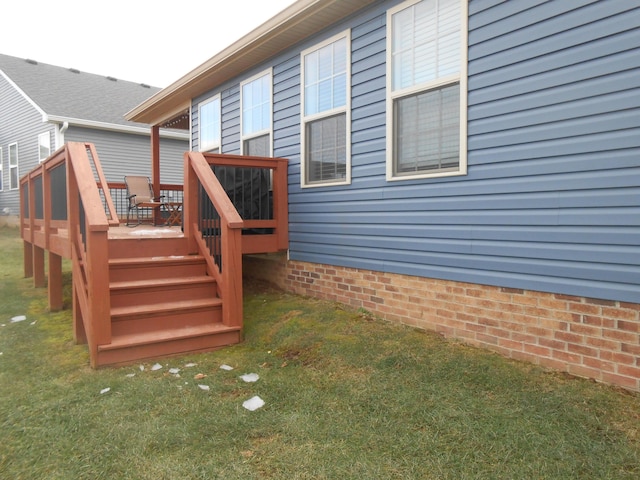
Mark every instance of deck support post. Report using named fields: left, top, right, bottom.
left=23, top=241, right=33, bottom=278
left=72, top=285, right=87, bottom=344
left=33, top=245, right=45, bottom=288
left=48, top=251, right=63, bottom=311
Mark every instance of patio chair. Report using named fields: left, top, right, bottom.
left=125, top=176, right=164, bottom=226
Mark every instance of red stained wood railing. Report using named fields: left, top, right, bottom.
left=202, top=152, right=289, bottom=254
left=20, top=142, right=116, bottom=367
left=184, top=151, right=244, bottom=328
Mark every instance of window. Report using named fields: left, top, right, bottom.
left=38, top=132, right=51, bottom=163
left=241, top=70, right=272, bottom=156
left=301, top=31, right=351, bottom=187
left=199, top=95, right=221, bottom=152
left=9, top=143, right=18, bottom=190
left=387, top=0, right=467, bottom=180
left=0, top=147, right=3, bottom=192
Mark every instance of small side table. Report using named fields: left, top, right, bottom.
left=163, top=201, right=183, bottom=226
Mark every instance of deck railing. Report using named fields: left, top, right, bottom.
left=97, top=182, right=184, bottom=224
left=183, top=151, right=288, bottom=328
left=203, top=152, right=288, bottom=254
left=20, top=142, right=117, bottom=367
left=184, top=151, right=244, bottom=328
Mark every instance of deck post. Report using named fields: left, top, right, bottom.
left=151, top=125, right=161, bottom=225
left=33, top=245, right=45, bottom=288
left=48, top=251, right=63, bottom=311
left=222, top=226, right=243, bottom=328
left=72, top=285, right=87, bottom=344
left=23, top=241, right=33, bottom=278
left=183, top=153, right=199, bottom=253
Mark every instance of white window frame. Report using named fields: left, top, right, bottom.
left=240, top=68, right=273, bottom=156
left=38, top=132, right=51, bottom=163
left=198, top=94, right=221, bottom=153
left=9, top=143, right=19, bottom=190
left=0, top=147, right=3, bottom=192
left=300, top=30, right=352, bottom=188
left=386, top=0, right=468, bottom=181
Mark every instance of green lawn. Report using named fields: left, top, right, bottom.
left=1, top=225, right=639, bottom=479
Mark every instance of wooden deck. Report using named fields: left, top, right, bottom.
left=20, top=143, right=288, bottom=367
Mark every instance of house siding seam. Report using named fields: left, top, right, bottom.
left=244, top=254, right=640, bottom=392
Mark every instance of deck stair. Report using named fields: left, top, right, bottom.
left=96, top=235, right=241, bottom=366
left=21, top=143, right=287, bottom=368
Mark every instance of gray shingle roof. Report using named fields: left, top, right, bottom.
left=0, top=53, right=161, bottom=128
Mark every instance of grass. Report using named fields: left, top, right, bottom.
left=1, top=225, right=639, bottom=479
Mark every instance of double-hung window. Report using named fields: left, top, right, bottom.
left=9, top=143, right=18, bottom=190
left=38, top=132, right=51, bottom=163
left=301, top=31, right=351, bottom=187
left=241, top=70, right=272, bottom=157
left=199, top=95, right=221, bottom=153
left=387, top=0, right=467, bottom=180
left=0, top=147, right=3, bottom=192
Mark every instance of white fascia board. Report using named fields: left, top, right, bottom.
left=45, top=115, right=189, bottom=140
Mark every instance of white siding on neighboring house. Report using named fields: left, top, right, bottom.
left=64, top=126, right=186, bottom=184
left=0, top=72, right=51, bottom=215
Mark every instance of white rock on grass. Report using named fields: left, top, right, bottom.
left=10, top=315, right=26, bottom=323
left=242, top=396, right=265, bottom=411
left=240, top=373, right=260, bottom=383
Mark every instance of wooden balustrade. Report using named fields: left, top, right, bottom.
left=184, top=151, right=244, bottom=328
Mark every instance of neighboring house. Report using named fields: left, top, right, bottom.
left=0, top=53, right=188, bottom=219
left=131, top=0, right=640, bottom=390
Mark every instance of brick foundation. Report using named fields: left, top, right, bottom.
left=244, top=253, right=640, bottom=392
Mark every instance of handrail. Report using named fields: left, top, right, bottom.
left=66, top=142, right=112, bottom=366
left=19, top=142, right=115, bottom=367
left=84, top=143, right=120, bottom=226
left=184, top=151, right=244, bottom=328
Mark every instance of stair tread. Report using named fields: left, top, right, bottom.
left=111, top=297, right=222, bottom=318
left=99, top=323, right=239, bottom=351
left=111, top=275, right=215, bottom=290
left=109, top=255, right=204, bottom=266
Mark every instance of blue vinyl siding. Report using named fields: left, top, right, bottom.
left=192, top=0, right=640, bottom=303
left=273, top=54, right=301, bottom=161
left=221, top=85, right=240, bottom=154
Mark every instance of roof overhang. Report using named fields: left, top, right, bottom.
left=125, top=0, right=377, bottom=126
left=46, top=115, right=189, bottom=140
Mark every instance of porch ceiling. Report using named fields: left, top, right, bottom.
left=125, top=0, right=377, bottom=127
